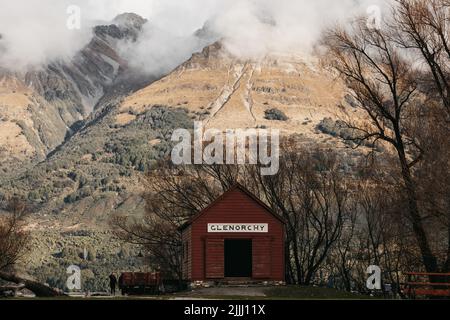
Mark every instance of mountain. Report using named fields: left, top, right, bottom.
left=0, top=13, right=150, bottom=175
left=120, top=42, right=350, bottom=135
left=0, top=18, right=369, bottom=291
left=0, top=40, right=367, bottom=230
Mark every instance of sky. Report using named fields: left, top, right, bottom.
left=0, top=0, right=389, bottom=72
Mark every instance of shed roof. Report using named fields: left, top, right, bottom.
left=178, top=183, right=285, bottom=232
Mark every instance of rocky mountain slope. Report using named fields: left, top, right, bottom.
left=1, top=41, right=367, bottom=231
left=0, top=13, right=150, bottom=175
left=120, top=42, right=351, bottom=135
left=0, top=17, right=372, bottom=291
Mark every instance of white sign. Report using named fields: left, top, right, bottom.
left=208, top=223, right=268, bottom=233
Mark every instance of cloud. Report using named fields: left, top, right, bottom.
left=118, top=24, right=210, bottom=77
left=120, top=0, right=389, bottom=76
left=0, top=0, right=389, bottom=72
left=208, top=0, right=389, bottom=58
left=0, top=0, right=94, bottom=70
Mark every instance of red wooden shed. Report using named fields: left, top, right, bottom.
left=179, top=184, right=285, bottom=284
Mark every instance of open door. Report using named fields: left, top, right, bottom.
left=225, top=239, right=252, bottom=278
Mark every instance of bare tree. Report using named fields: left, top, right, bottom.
left=391, top=1, right=450, bottom=275
left=393, top=0, right=450, bottom=117
left=245, top=144, right=350, bottom=285
left=0, top=197, right=63, bottom=297
left=414, top=111, right=450, bottom=271
left=112, top=161, right=237, bottom=281
left=323, top=15, right=439, bottom=273
left=0, top=197, right=29, bottom=272
left=113, top=145, right=352, bottom=286
left=357, top=181, right=416, bottom=296
left=328, top=197, right=359, bottom=292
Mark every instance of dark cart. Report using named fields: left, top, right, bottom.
left=119, top=272, right=162, bottom=295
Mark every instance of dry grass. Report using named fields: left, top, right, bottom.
left=119, top=49, right=353, bottom=141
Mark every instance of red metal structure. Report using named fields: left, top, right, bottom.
left=403, top=272, right=450, bottom=298
left=179, top=184, right=285, bottom=283
left=118, top=272, right=162, bottom=295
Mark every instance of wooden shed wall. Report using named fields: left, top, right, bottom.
left=185, top=187, right=284, bottom=281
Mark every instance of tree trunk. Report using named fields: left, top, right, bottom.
left=290, top=236, right=303, bottom=284
left=0, top=271, right=65, bottom=297
left=396, top=146, right=438, bottom=273
left=284, top=241, right=294, bottom=284
left=341, top=261, right=352, bottom=292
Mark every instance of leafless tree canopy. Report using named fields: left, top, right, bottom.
left=114, top=145, right=369, bottom=287
left=112, top=162, right=237, bottom=279
left=322, top=0, right=450, bottom=274
left=393, top=0, right=450, bottom=117
left=0, top=197, right=30, bottom=272
left=0, top=198, right=66, bottom=297
left=244, top=144, right=352, bottom=285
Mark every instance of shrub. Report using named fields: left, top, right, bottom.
left=264, top=108, right=288, bottom=121
left=317, top=117, right=383, bottom=151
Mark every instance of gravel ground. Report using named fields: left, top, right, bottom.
left=177, top=286, right=269, bottom=298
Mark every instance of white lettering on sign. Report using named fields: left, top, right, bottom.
left=207, top=223, right=268, bottom=233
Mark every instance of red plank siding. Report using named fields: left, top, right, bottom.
left=205, top=238, right=225, bottom=278
left=182, top=184, right=285, bottom=282
left=253, top=237, right=272, bottom=278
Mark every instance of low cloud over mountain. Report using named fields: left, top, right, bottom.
left=0, top=0, right=388, bottom=72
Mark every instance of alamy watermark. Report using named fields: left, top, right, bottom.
left=366, top=5, right=382, bottom=30
left=66, top=265, right=81, bottom=291
left=366, top=265, right=382, bottom=290
left=171, top=122, right=280, bottom=176
left=66, top=5, right=81, bottom=30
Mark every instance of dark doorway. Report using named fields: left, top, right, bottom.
left=224, top=239, right=252, bottom=278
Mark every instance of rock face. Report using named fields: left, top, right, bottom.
left=0, top=14, right=149, bottom=174
left=0, top=8, right=374, bottom=233
left=0, top=40, right=365, bottom=230
left=120, top=42, right=350, bottom=137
